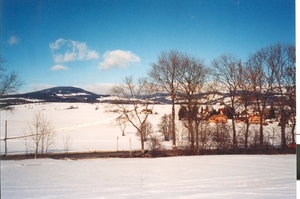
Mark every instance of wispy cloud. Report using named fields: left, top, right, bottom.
left=50, top=39, right=99, bottom=63
left=49, top=38, right=65, bottom=51
left=8, top=36, right=20, bottom=45
left=51, top=65, right=69, bottom=71
left=99, top=50, right=140, bottom=70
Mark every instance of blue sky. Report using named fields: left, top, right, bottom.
left=1, top=0, right=295, bottom=94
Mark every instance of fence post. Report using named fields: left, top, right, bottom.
left=129, top=138, right=131, bottom=157
left=117, top=136, right=119, bottom=152
left=5, top=120, right=7, bottom=156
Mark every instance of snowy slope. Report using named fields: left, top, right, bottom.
left=1, top=155, right=295, bottom=199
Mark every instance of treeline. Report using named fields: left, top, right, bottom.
left=109, top=43, right=295, bottom=154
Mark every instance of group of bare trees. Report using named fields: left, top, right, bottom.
left=213, top=43, right=296, bottom=149
left=22, top=111, right=56, bottom=156
left=110, top=43, right=295, bottom=154
left=149, top=51, right=212, bottom=151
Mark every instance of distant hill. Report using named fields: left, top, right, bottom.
left=0, top=86, right=110, bottom=105
left=1, top=86, right=276, bottom=108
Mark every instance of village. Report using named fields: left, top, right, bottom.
left=177, top=104, right=291, bottom=125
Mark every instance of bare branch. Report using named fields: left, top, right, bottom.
left=106, top=76, right=157, bottom=154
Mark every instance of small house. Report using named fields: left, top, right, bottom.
left=209, top=114, right=228, bottom=123
left=248, top=115, right=265, bottom=124
left=235, top=110, right=249, bottom=123
left=140, top=109, right=153, bottom=114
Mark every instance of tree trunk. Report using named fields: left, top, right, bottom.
left=189, top=119, right=194, bottom=149
left=195, top=120, right=199, bottom=154
left=291, top=123, right=296, bottom=144
left=281, top=125, right=286, bottom=148
left=231, top=119, right=237, bottom=148
left=245, top=121, right=249, bottom=149
left=140, top=130, right=145, bottom=154
left=35, top=125, right=39, bottom=156
left=280, top=116, right=287, bottom=148
left=259, top=114, right=264, bottom=146
left=171, top=92, right=176, bottom=149
left=291, top=116, right=296, bottom=143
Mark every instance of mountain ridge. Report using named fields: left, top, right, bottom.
left=0, top=86, right=109, bottom=104
left=0, top=86, right=230, bottom=106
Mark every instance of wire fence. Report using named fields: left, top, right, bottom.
left=0, top=114, right=121, bottom=155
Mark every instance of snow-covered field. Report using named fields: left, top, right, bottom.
left=0, top=102, right=292, bottom=155
left=1, top=155, right=296, bottom=199
left=0, top=103, right=174, bottom=154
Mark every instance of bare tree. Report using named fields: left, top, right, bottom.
left=22, top=131, right=31, bottom=154
left=212, top=54, right=242, bottom=147
left=0, top=58, right=24, bottom=107
left=63, top=134, right=72, bottom=154
left=211, top=123, right=232, bottom=151
left=176, top=122, right=189, bottom=148
left=245, top=49, right=274, bottom=147
left=149, top=50, right=183, bottom=149
left=107, top=76, right=157, bottom=154
left=285, top=45, right=296, bottom=144
left=137, top=120, right=154, bottom=140
left=23, top=111, right=56, bottom=156
left=158, top=114, right=172, bottom=141
left=198, top=120, right=210, bottom=151
left=235, top=63, right=254, bottom=149
left=146, top=135, right=164, bottom=157
left=244, top=43, right=295, bottom=149
left=249, top=129, right=260, bottom=149
left=177, top=54, right=209, bottom=150
left=115, top=116, right=127, bottom=136
left=264, top=43, right=296, bottom=148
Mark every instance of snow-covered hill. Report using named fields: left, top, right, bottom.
left=0, top=86, right=109, bottom=104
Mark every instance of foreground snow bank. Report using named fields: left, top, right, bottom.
left=1, top=155, right=295, bottom=199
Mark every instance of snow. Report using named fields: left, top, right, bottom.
left=1, top=155, right=295, bottom=199
left=0, top=103, right=174, bottom=154
left=0, top=97, right=44, bottom=102
left=56, top=92, right=89, bottom=97
left=0, top=103, right=297, bottom=198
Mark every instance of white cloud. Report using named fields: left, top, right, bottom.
left=8, top=36, right=20, bottom=45
left=99, top=50, right=140, bottom=70
left=87, top=50, right=99, bottom=60
left=64, top=52, right=76, bottom=62
left=53, top=54, right=64, bottom=63
left=51, top=65, right=69, bottom=71
left=49, top=38, right=65, bottom=51
left=50, top=39, right=99, bottom=63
